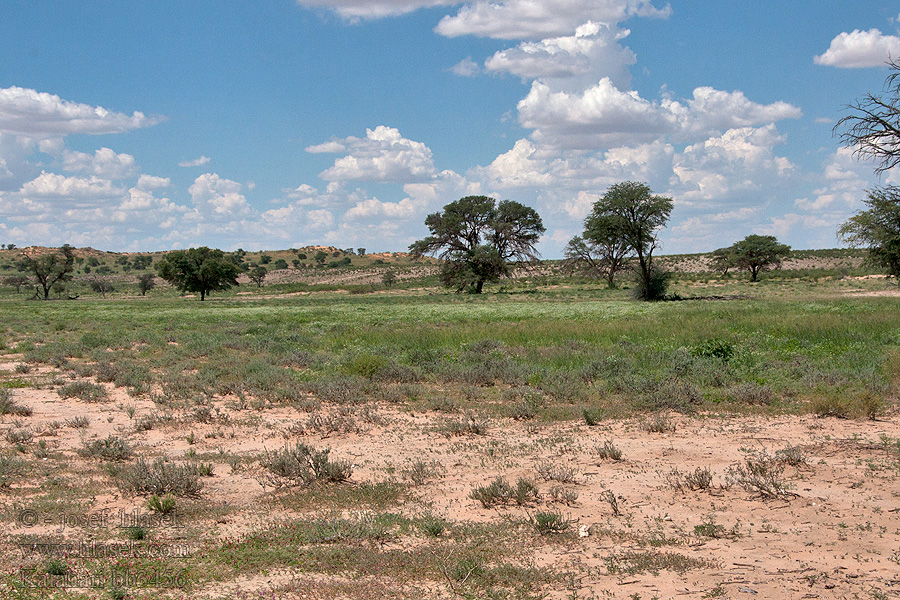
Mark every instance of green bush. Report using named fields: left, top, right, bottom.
left=80, top=435, right=133, bottom=461
left=58, top=381, right=108, bottom=403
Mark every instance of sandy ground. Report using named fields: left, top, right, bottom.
left=1, top=360, right=899, bottom=599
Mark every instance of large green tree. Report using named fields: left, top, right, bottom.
left=839, top=186, right=900, bottom=279
left=728, top=234, right=791, bottom=282
left=19, top=245, right=76, bottom=300
left=409, top=196, right=545, bottom=294
left=156, top=247, right=242, bottom=300
left=582, top=182, right=673, bottom=300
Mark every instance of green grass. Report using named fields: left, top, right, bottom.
left=0, top=279, right=898, bottom=420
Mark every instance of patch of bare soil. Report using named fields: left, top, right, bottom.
left=1, top=364, right=898, bottom=599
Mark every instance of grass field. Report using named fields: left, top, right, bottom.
left=0, top=274, right=898, bottom=599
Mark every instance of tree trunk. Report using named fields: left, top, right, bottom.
left=475, top=279, right=484, bottom=294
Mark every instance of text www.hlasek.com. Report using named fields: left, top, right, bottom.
left=17, top=540, right=192, bottom=559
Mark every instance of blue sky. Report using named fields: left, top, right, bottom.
left=1, top=1, right=899, bottom=256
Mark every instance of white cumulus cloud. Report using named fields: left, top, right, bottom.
left=188, top=173, right=251, bottom=216
left=518, top=78, right=801, bottom=149
left=179, top=155, right=211, bottom=167
left=484, top=21, right=636, bottom=89
left=815, top=29, right=900, bottom=68
left=0, top=86, right=161, bottom=138
left=309, top=126, right=438, bottom=183
left=20, top=171, right=123, bottom=199
left=62, top=148, right=137, bottom=180
left=435, top=0, right=670, bottom=40
left=295, top=0, right=455, bottom=20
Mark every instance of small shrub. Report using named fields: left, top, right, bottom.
left=726, top=452, right=791, bottom=499
left=401, top=459, right=445, bottom=486
left=418, top=515, right=448, bottom=537
left=728, top=382, right=776, bottom=405
left=548, top=485, right=578, bottom=505
left=694, top=519, right=727, bottom=539
left=469, top=476, right=538, bottom=508
left=810, top=395, right=851, bottom=419
left=0, top=455, right=27, bottom=487
left=601, top=489, right=621, bottom=516
left=666, top=467, right=714, bottom=492
left=440, top=412, right=489, bottom=436
left=44, top=559, right=68, bottom=576
left=80, top=435, right=133, bottom=461
left=638, top=381, right=702, bottom=413
left=529, top=511, right=571, bottom=535
left=643, top=413, right=675, bottom=433
left=5, top=428, right=33, bottom=445
left=65, top=415, right=90, bottom=428
left=581, top=407, right=604, bottom=426
left=115, top=457, right=204, bottom=497
left=775, top=445, right=808, bottom=468
left=503, top=387, right=544, bottom=421
left=0, top=389, right=31, bottom=416
left=147, top=493, right=176, bottom=515
left=133, top=414, right=158, bottom=432
left=536, top=461, right=576, bottom=483
left=692, top=339, right=734, bottom=362
left=854, top=390, right=884, bottom=420
left=594, top=440, right=623, bottom=461
left=58, top=381, right=108, bottom=403
left=124, top=526, right=148, bottom=540
left=260, top=443, right=352, bottom=488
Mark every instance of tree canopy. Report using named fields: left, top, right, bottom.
left=409, top=196, right=545, bottom=294
left=156, top=247, right=242, bottom=300
left=726, top=234, right=791, bottom=281
left=18, top=245, right=76, bottom=300
left=839, top=186, right=900, bottom=279
left=582, top=182, right=673, bottom=299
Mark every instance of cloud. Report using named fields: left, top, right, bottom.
left=308, top=126, right=438, bottom=183
left=450, top=57, right=481, bottom=77
left=62, top=147, right=137, bottom=179
left=20, top=171, right=123, bottom=200
left=135, top=174, right=171, bottom=191
left=672, top=124, right=795, bottom=203
left=0, top=86, right=162, bottom=138
left=178, top=155, right=211, bottom=167
left=188, top=173, right=251, bottom=216
left=435, top=0, right=671, bottom=40
left=295, top=0, right=455, bottom=20
left=484, top=21, right=636, bottom=89
left=814, top=29, right=900, bottom=68
left=518, top=78, right=801, bottom=149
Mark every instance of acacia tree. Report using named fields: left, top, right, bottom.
left=156, top=247, right=241, bottom=301
left=137, top=273, right=156, bottom=296
left=836, top=60, right=900, bottom=278
left=728, top=234, right=791, bottom=281
left=710, top=247, right=737, bottom=276
left=583, top=182, right=673, bottom=300
left=836, top=57, right=900, bottom=175
left=19, top=245, right=76, bottom=300
left=563, top=233, right=629, bottom=289
left=409, top=196, right=545, bottom=294
left=248, top=266, right=268, bottom=287
left=839, top=186, right=900, bottom=278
